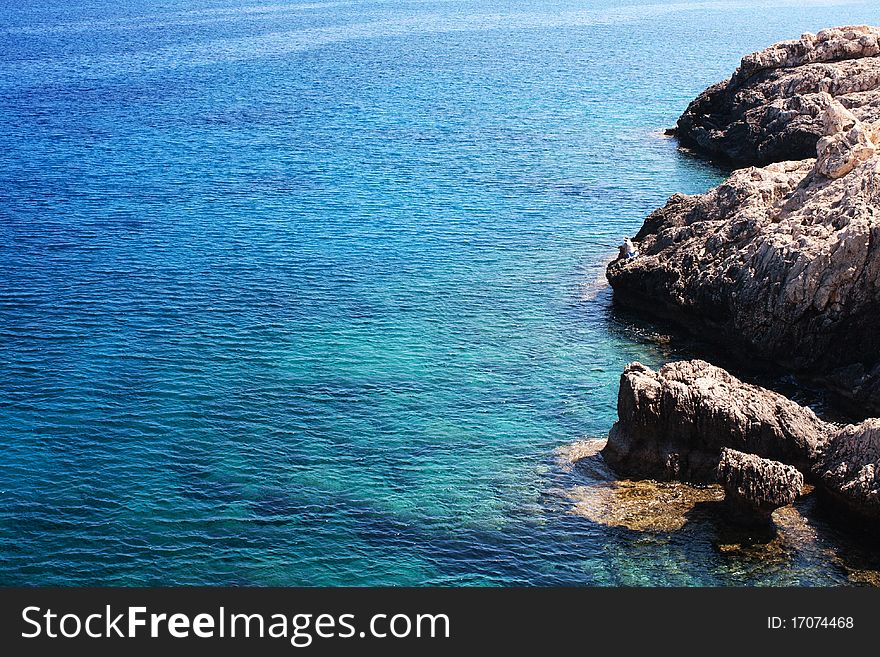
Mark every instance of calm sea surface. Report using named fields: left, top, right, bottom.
left=3, top=0, right=880, bottom=585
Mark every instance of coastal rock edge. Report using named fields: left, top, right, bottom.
left=601, top=360, right=830, bottom=481
left=676, top=25, right=880, bottom=165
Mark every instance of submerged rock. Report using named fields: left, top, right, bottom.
left=815, top=419, right=880, bottom=523
left=608, top=97, right=880, bottom=411
left=601, top=360, right=831, bottom=481
left=567, top=479, right=723, bottom=533
left=561, top=440, right=822, bottom=564
left=716, top=448, right=804, bottom=524
left=676, top=26, right=880, bottom=165
left=601, top=360, right=880, bottom=529
left=561, top=438, right=726, bottom=532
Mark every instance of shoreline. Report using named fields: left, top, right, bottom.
left=589, top=26, right=880, bottom=550
left=556, top=437, right=880, bottom=586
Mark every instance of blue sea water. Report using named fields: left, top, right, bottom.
left=3, top=0, right=880, bottom=586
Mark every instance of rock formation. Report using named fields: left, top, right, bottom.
left=676, top=26, right=880, bottom=165
left=815, top=419, right=880, bottom=522
left=601, top=360, right=831, bottom=482
left=716, top=448, right=804, bottom=524
left=608, top=95, right=880, bottom=411
left=600, top=26, right=880, bottom=532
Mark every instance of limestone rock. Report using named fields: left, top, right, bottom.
left=716, top=448, right=804, bottom=524
left=607, top=100, right=880, bottom=411
left=815, top=106, right=879, bottom=178
left=676, top=26, right=880, bottom=165
left=602, top=27, right=880, bottom=530
left=601, top=360, right=831, bottom=482
left=815, top=419, right=880, bottom=522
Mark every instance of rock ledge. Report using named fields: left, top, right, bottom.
left=676, top=25, right=880, bottom=165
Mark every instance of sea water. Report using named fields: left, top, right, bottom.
left=2, top=0, right=880, bottom=586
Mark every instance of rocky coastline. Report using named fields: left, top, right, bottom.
left=674, top=25, right=880, bottom=166
left=596, top=26, right=880, bottom=535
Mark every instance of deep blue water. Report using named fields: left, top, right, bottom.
left=3, top=0, right=880, bottom=586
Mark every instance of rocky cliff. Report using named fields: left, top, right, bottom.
left=676, top=26, right=880, bottom=165
left=608, top=95, right=880, bottom=410
left=601, top=26, right=880, bottom=532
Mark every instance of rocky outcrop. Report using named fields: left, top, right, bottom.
left=676, top=26, right=880, bottom=165
left=716, top=448, right=804, bottom=524
left=601, top=360, right=831, bottom=482
left=815, top=419, right=880, bottom=522
left=600, top=27, right=880, bottom=533
left=608, top=97, right=880, bottom=411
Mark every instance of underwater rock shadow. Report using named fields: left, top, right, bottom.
left=562, top=440, right=815, bottom=561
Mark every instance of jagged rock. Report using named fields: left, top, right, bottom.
left=815, top=104, right=880, bottom=178
left=716, top=448, right=804, bottom=524
left=676, top=26, right=880, bottom=165
left=601, top=360, right=831, bottom=482
left=608, top=98, right=880, bottom=411
left=603, top=27, right=880, bottom=531
left=815, top=419, right=880, bottom=522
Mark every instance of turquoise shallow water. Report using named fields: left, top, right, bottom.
left=3, top=0, right=880, bottom=586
